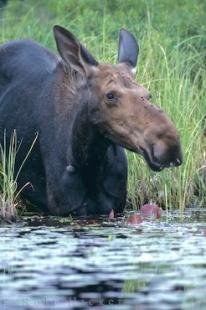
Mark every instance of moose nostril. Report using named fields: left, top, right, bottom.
left=175, top=158, right=182, bottom=166
left=152, top=141, right=182, bottom=168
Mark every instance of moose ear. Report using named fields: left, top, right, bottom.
left=118, top=29, right=139, bottom=68
left=53, top=25, right=98, bottom=75
left=80, top=44, right=98, bottom=67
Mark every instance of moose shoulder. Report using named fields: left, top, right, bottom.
left=0, top=26, right=182, bottom=217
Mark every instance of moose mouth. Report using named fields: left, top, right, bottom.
left=108, top=136, right=166, bottom=172
left=139, top=147, right=165, bottom=172
left=116, top=141, right=170, bottom=172
left=102, top=130, right=180, bottom=172
left=138, top=146, right=182, bottom=172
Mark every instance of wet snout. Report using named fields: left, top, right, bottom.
left=152, top=139, right=182, bottom=169
left=143, top=126, right=182, bottom=172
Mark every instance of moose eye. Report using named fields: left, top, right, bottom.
left=106, top=92, right=115, bottom=100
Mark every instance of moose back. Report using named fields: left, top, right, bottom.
left=0, top=26, right=182, bottom=216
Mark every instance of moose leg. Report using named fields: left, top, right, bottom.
left=46, top=167, right=87, bottom=216
left=19, top=172, right=47, bottom=211
left=22, top=185, right=47, bottom=211
left=43, top=144, right=127, bottom=216
left=95, top=145, right=128, bottom=215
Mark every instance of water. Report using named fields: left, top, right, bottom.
left=0, top=211, right=206, bottom=309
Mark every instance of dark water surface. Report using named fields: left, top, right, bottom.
left=0, top=210, right=206, bottom=310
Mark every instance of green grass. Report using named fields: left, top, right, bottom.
left=0, top=130, right=38, bottom=222
left=0, top=0, right=205, bottom=212
left=0, top=131, right=18, bottom=222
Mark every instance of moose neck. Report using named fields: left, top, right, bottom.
left=71, top=103, right=109, bottom=171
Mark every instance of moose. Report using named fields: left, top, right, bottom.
left=0, top=26, right=182, bottom=217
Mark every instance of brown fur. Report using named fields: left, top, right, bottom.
left=84, top=63, right=181, bottom=171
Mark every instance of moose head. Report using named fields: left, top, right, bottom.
left=53, top=26, right=182, bottom=172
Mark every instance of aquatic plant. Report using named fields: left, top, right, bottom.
left=0, top=131, right=37, bottom=222
left=0, top=131, right=19, bottom=222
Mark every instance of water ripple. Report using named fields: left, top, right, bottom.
left=0, top=214, right=206, bottom=309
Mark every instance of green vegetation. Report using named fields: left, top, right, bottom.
left=0, top=0, right=205, bottom=213
left=0, top=131, right=18, bottom=222
left=0, top=131, right=37, bottom=222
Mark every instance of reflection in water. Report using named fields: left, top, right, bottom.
left=0, top=211, right=206, bottom=309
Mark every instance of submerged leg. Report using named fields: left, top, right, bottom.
left=84, top=145, right=127, bottom=216
left=20, top=172, right=47, bottom=211
left=80, top=145, right=128, bottom=217
left=42, top=145, right=127, bottom=217
left=101, top=145, right=128, bottom=214
left=46, top=166, right=87, bottom=216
